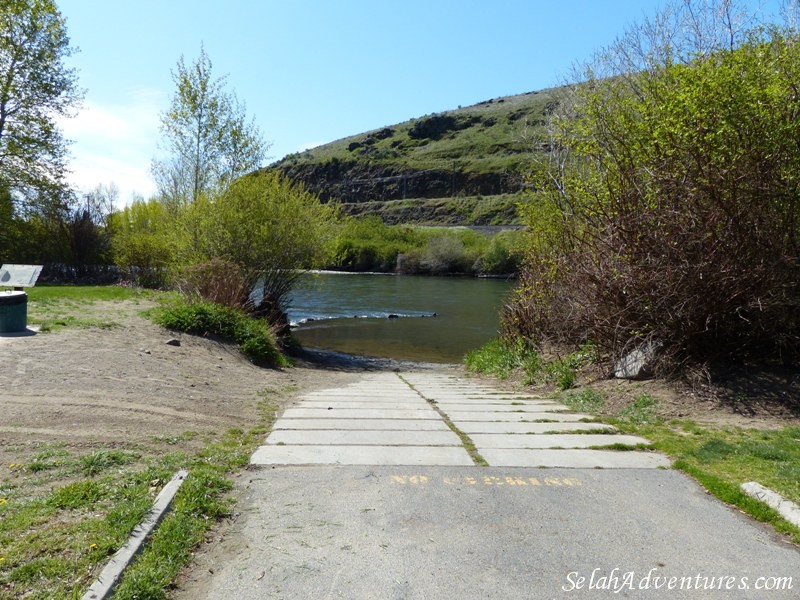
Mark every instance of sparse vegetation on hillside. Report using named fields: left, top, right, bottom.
left=278, top=90, right=552, bottom=174
left=269, top=89, right=558, bottom=225
left=340, top=194, right=522, bottom=226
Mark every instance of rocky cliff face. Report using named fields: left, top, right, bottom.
left=275, top=161, right=525, bottom=204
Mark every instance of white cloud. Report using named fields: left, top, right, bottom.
left=58, top=88, right=164, bottom=205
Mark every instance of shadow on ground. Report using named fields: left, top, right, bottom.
left=288, top=346, right=452, bottom=373
left=704, top=365, right=800, bottom=418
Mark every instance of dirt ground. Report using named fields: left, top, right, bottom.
left=486, top=357, right=800, bottom=430
left=2, top=299, right=796, bottom=471
left=581, top=365, right=800, bottom=428
left=0, top=299, right=364, bottom=487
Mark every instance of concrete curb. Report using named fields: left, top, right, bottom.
left=740, top=481, right=800, bottom=528
left=82, top=469, right=189, bottom=600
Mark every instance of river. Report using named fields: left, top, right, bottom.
left=287, top=272, right=515, bottom=363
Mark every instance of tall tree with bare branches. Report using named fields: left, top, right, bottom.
left=152, top=46, right=269, bottom=209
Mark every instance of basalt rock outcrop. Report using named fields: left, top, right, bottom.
left=276, top=160, right=524, bottom=204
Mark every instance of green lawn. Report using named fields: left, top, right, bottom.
left=22, top=285, right=155, bottom=332
left=25, top=284, right=145, bottom=303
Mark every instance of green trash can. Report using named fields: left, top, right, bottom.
left=0, top=291, right=27, bottom=333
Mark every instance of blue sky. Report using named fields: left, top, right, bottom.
left=56, top=0, right=782, bottom=204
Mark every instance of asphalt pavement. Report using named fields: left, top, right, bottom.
left=177, top=371, right=800, bottom=599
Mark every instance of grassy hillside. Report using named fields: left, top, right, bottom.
left=268, top=88, right=559, bottom=225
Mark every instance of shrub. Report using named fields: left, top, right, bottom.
left=177, top=172, right=339, bottom=324
left=173, top=259, right=250, bottom=310
left=420, top=236, right=471, bottom=274
left=110, top=199, right=175, bottom=288
left=507, top=3, right=800, bottom=370
left=332, top=216, right=421, bottom=272
left=155, top=300, right=288, bottom=366
left=403, top=228, right=486, bottom=275
left=478, top=230, right=524, bottom=275
left=331, top=216, right=527, bottom=276
left=408, top=115, right=458, bottom=140
left=396, top=250, right=423, bottom=274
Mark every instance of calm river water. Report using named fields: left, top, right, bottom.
left=288, top=272, right=515, bottom=363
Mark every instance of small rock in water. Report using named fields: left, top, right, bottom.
left=165, top=338, right=181, bottom=347
left=388, top=314, right=399, bottom=319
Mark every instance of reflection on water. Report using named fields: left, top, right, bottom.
left=288, top=272, right=514, bottom=363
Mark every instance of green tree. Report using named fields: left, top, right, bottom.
left=152, top=46, right=269, bottom=208
left=63, top=183, right=118, bottom=266
left=0, top=0, right=81, bottom=210
left=509, top=0, right=800, bottom=368
left=177, top=172, right=338, bottom=324
left=0, top=182, right=17, bottom=259
left=110, top=198, right=175, bottom=287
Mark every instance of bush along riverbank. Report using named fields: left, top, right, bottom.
left=328, top=216, right=524, bottom=276
left=152, top=298, right=291, bottom=367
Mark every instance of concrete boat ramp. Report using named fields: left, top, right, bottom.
left=251, top=372, right=667, bottom=469
left=178, top=371, right=800, bottom=599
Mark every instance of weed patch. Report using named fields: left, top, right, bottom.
left=616, top=394, right=661, bottom=425
left=466, top=338, right=599, bottom=390
left=27, top=449, right=70, bottom=473
left=464, top=337, right=540, bottom=380
left=48, top=480, right=105, bottom=509
left=80, top=450, right=140, bottom=477
left=561, top=389, right=606, bottom=413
